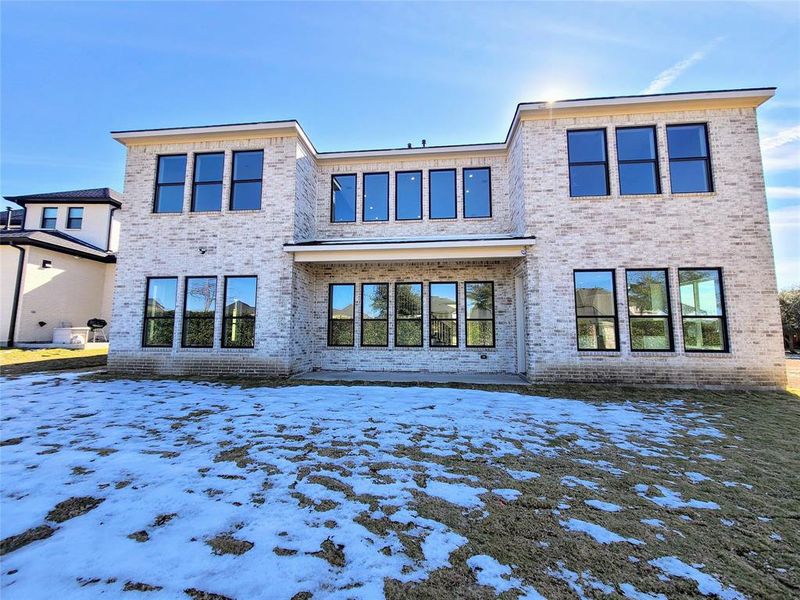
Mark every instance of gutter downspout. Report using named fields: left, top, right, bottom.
left=106, top=206, right=118, bottom=252
left=7, top=243, right=26, bottom=347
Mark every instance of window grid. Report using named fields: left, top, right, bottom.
left=678, top=267, right=729, bottom=353
left=221, top=276, right=257, bottom=349
left=40, top=207, right=57, bottom=229
left=573, top=269, right=619, bottom=351
left=625, top=269, right=674, bottom=352
left=667, top=123, right=714, bottom=193
left=66, top=207, right=83, bottom=229
left=394, top=282, right=423, bottom=347
left=361, top=283, right=389, bottom=347
left=142, top=277, right=177, bottom=348
left=153, top=154, right=187, bottom=213
left=230, top=150, right=264, bottom=211
left=181, top=276, right=217, bottom=349
left=616, top=126, right=661, bottom=195
left=429, top=282, right=458, bottom=347
left=191, top=152, right=224, bottom=212
left=567, top=129, right=610, bottom=197
left=465, top=281, right=495, bottom=348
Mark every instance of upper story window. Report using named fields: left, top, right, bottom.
left=396, top=171, right=422, bottom=220
left=626, top=269, right=673, bottom=351
left=66, top=207, right=84, bottom=229
left=154, top=155, right=187, bottom=213
left=463, top=167, right=491, bottom=218
left=328, top=283, right=355, bottom=345
left=361, top=283, right=389, bottom=346
left=574, top=270, right=618, bottom=350
left=143, top=277, right=177, bottom=347
left=222, top=276, right=257, bottom=348
left=667, top=124, right=713, bottom=193
left=231, top=150, right=263, bottom=211
left=191, top=153, right=224, bottom=212
left=40, top=207, right=57, bottom=229
left=182, top=276, right=217, bottom=348
left=678, top=268, right=728, bottom=352
left=363, top=173, right=389, bottom=222
left=430, top=282, right=458, bottom=347
left=567, top=130, right=609, bottom=197
left=616, top=127, right=660, bottom=195
left=331, top=174, right=356, bottom=223
left=429, top=169, right=456, bottom=219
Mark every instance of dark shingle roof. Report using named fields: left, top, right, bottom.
left=0, top=209, right=23, bottom=228
left=0, top=229, right=116, bottom=262
left=4, top=188, right=122, bottom=207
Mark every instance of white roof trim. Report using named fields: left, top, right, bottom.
left=284, top=237, right=535, bottom=253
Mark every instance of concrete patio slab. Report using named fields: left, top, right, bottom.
left=291, top=370, right=529, bottom=386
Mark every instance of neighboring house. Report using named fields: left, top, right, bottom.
left=108, top=87, right=785, bottom=387
left=0, top=188, right=121, bottom=346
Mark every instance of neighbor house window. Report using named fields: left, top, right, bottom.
left=626, top=269, right=673, bottom=351
left=567, top=130, right=609, bottom=197
left=395, top=283, right=423, bottom=347
left=328, top=283, right=355, bottom=346
left=616, top=126, right=660, bottom=195
left=429, top=169, right=456, bottom=219
left=465, top=281, right=495, bottom=347
left=363, top=173, right=389, bottom=222
left=142, top=277, right=177, bottom=347
left=331, top=174, right=356, bottom=222
left=361, top=283, right=389, bottom=346
left=230, top=150, right=263, bottom=210
left=192, top=152, right=224, bottom=212
left=667, top=124, right=713, bottom=193
left=678, top=268, right=728, bottom=352
left=574, top=270, right=618, bottom=350
left=396, top=171, right=422, bottom=220
left=66, top=207, right=83, bottom=229
left=463, top=167, right=491, bottom=218
left=182, top=276, right=217, bottom=348
left=429, top=282, right=458, bottom=347
left=40, top=207, right=57, bottom=229
left=222, top=276, right=256, bottom=348
left=154, top=154, right=187, bottom=213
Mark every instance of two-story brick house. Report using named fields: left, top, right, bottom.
left=108, top=88, right=786, bottom=388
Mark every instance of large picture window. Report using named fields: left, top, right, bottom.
left=396, top=171, right=422, bottom=220
left=616, top=126, right=660, bottom=195
left=143, top=277, right=177, bottom=347
left=574, top=270, right=618, bottom=350
left=331, top=174, right=356, bottom=222
left=465, top=281, right=495, bottom=347
left=66, top=207, right=84, bottom=229
left=667, top=124, right=713, bottom=193
left=678, top=268, right=728, bottom=352
left=328, top=284, right=355, bottom=346
left=429, top=169, right=456, bottom=219
left=182, top=276, right=217, bottom=348
left=567, top=130, right=609, bottom=197
left=395, top=283, right=423, bottom=347
left=154, top=155, right=187, bottom=213
left=40, top=207, right=57, bottom=229
left=222, top=276, right=256, bottom=348
left=626, top=269, right=673, bottom=351
left=361, top=283, right=389, bottom=346
left=463, top=167, right=491, bottom=218
left=192, top=153, right=224, bottom=212
left=363, top=173, right=389, bottom=222
left=429, top=282, right=458, bottom=347
left=230, top=150, right=264, bottom=211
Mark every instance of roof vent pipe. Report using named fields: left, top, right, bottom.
left=421, top=139, right=427, bottom=147
left=407, top=143, right=412, bottom=149
left=4, top=207, right=11, bottom=230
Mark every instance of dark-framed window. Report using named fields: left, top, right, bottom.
left=66, top=207, right=83, bottom=229
left=667, top=124, right=713, bottom=193
left=328, top=283, right=355, bottom=346
left=574, top=270, right=618, bottom=350
left=429, top=282, right=458, bottom=347
left=395, top=282, right=423, bottom=347
left=192, top=152, right=224, bottom=212
left=678, top=268, right=728, bottom=352
left=363, top=172, right=389, bottom=222
left=182, top=276, right=217, bottom=348
left=396, top=171, right=422, bottom=220
left=40, top=207, right=57, bottom=229
left=429, top=168, right=456, bottom=219
left=331, top=174, right=356, bottom=223
left=567, top=130, right=609, bottom=197
left=230, top=150, right=264, bottom=210
left=222, top=276, right=256, bottom=348
left=154, top=154, right=187, bottom=213
left=142, top=277, right=177, bottom=347
left=616, top=126, right=660, bottom=195
left=626, top=269, right=673, bottom=351
left=463, top=167, right=491, bottom=218
left=465, top=281, right=495, bottom=347
left=361, top=283, right=389, bottom=346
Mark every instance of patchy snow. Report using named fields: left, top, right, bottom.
left=685, top=471, right=711, bottom=484
left=641, top=518, right=665, bottom=528
left=561, top=476, right=601, bottom=490
left=620, top=582, right=668, bottom=600
left=584, top=499, right=622, bottom=512
left=722, top=481, right=753, bottom=490
left=688, top=427, right=726, bottom=438
left=491, top=488, right=521, bottom=501
left=548, top=563, right=615, bottom=597
left=560, top=519, right=643, bottom=545
left=466, top=554, right=546, bottom=599
left=699, top=453, right=725, bottom=461
left=507, top=469, right=541, bottom=481
left=636, top=485, right=719, bottom=510
left=649, top=556, right=746, bottom=599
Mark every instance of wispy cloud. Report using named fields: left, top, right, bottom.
left=640, top=37, right=724, bottom=94
left=761, top=124, right=800, bottom=152
left=766, top=186, right=800, bottom=199
left=761, top=125, right=800, bottom=173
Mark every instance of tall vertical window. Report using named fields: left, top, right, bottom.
left=679, top=268, right=728, bottom=352
left=574, top=270, right=618, bottom=350
left=361, top=283, right=389, bottom=346
left=182, top=276, right=217, bottom=348
left=230, top=150, right=264, bottom=210
left=66, top=207, right=83, bottom=229
left=395, top=283, right=423, bottom=347
left=667, top=124, right=713, bottom=193
left=396, top=171, right=422, bottom=220
left=626, top=270, right=673, bottom=351
left=465, top=281, right=495, bottom=347
left=429, top=169, right=456, bottom=219
left=616, top=127, right=660, bottom=195
left=567, top=130, right=609, bottom=197
left=222, top=276, right=256, bottom=348
left=328, top=284, right=355, bottom=346
left=429, top=282, right=458, bottom=347
left=463, top=167, right=491, bottom=218
left=331, top=174, right=356, bottom=222
left=154, top=155, right=187, bottom=213
left=40, top=207, right=57, bottom=229
left=363, top=173, right=389, bottom=222
left=192, top=153, right=224, bottom=212
left=143, top=277, right=177, bottom=347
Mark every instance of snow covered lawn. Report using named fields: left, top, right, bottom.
left=1, top=373, right=797, bottom=599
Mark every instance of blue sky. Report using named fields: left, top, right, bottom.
left=1, top=2, right=798, bottom=287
